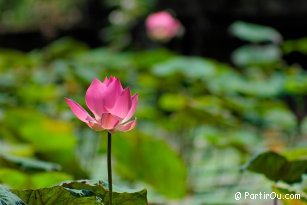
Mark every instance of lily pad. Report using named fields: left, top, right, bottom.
left=152, top=56, right=215, bottom=79
left=242, top=151, right=307, bottom=183
left=12, top=180, right=148, bottom=205
left=113, top=132, right=187, bottom=198
left=230, top=21, right=282, bottom=43
left=232, top=45, right=281, bottom=67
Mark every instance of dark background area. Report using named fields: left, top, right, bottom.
left=1, top=0, right=307, bottom=64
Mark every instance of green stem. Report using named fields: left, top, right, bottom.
left=107, top=132, right=112, bottom=205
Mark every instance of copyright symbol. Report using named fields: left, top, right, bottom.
left=235, top=192, right=241, bottom=200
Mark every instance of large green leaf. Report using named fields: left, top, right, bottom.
left=112, top=132, right=187, bottom=198
left=12, top=180, right=148, bottom=205
left=0, top=185, right=25, bottom=205
left=232, top=45, right=281, bottom=67
left=152, top=56, right=215, bottom=79
left=229, top=21, right=282, bottom=43
left=242, top=151, right=307, bottom=183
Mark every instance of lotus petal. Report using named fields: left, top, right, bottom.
left=65, top=98, right=93, bottom=122
left=100, top=113, right=120, bottom=130
left=117, top=120, right=137, bottom=132
left=101, top=77, right=123, bottom=109
left=85, top=79, right=107, bottom=118
left=66, top=77, right=137, bottom=133
left=110, top=88, right=132, bottom=119
left=123, top=94, right=138, bottom=122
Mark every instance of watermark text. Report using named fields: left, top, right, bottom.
left=234, top=191, right=300, bottom=201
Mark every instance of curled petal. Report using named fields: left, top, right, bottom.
left=87, top=120, right=104, bottom=131
left=116, top=120, right=137, bottom=132
left=123, top=94, right=138, bottom=123
left=100, top=113, right=120, bottom=130
left=65, top=98, right=93, bottom=123
left=85, top=79, right=107, bottom=118
left=110, top=88, right=132, bottom=119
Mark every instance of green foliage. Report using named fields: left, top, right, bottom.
left=232, top=45, right=281, bottom=67
left=0, top=34, right=306, bottom=203
left=132, top=49, right=174, bottom=69
left=284, top=70, right=307, bottom=94
left=0, top=168, right=72, bottom=190
left=230, top=21, right=284, bottom=70
left=2, top=108, right=85, bottom=180
left=12, top=180, right=147, bottom=205
left=40, top=38, right=89, bottom=62
left=152, top=56, right=216, bottom=79
left=242, top=151, right=307, bottom=183
left=0, top=0, right=85, bottom=32
left=262, top=107, right=297, bottom=131
left=113, top=132, right=187, bottom=198
left=158, top=93, right=187, bottom=111
left=282, top=37, right=307, bottom=55
left=230, top=21, right=282, bottom=43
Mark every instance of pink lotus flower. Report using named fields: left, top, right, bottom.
left=65, top=77, right=138, bottom=132
left=146, top=11, right=182, bottom=42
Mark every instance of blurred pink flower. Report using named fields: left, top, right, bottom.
left=146, top=11, right=182, bottom=42
left=65, top=77, right=138, bottom=132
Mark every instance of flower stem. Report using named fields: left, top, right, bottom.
left=107, top=132, right=112, bottom=205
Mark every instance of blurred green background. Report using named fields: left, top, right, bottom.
left=0, top=0, right=306, bottom=204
